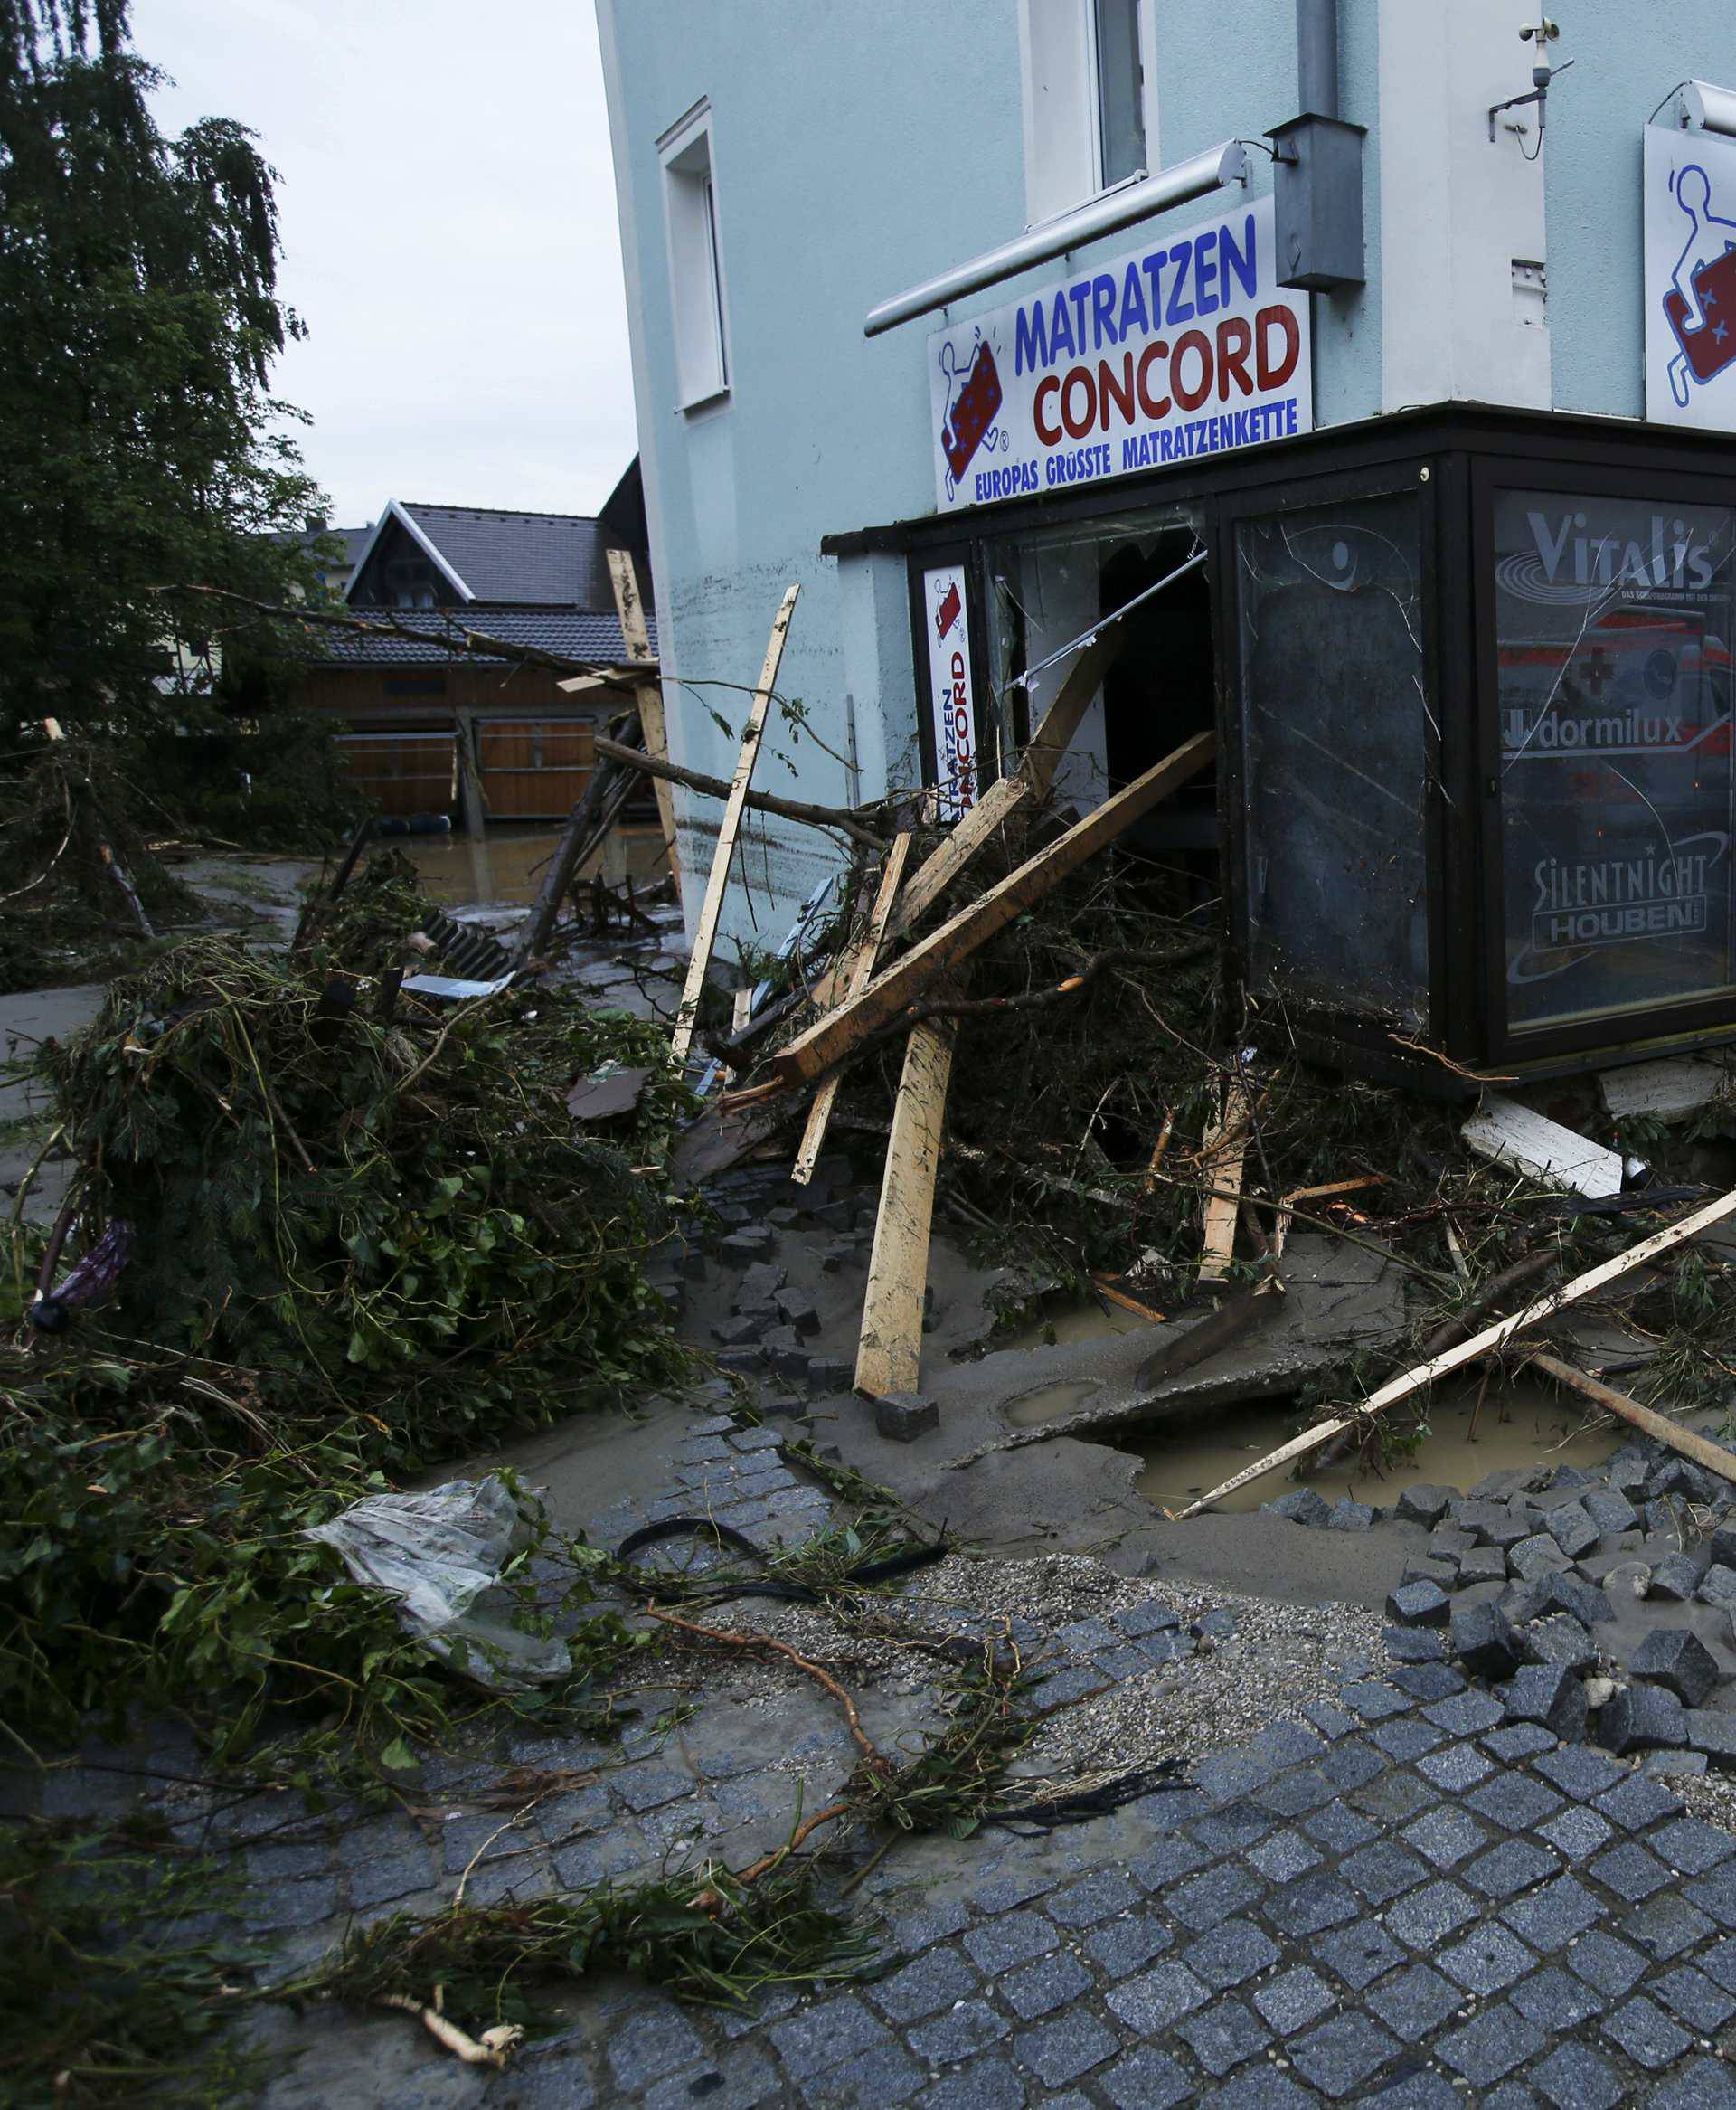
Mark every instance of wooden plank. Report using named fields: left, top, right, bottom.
left=606, top=548, right=656, bottom=666
left=887, top=627, right=1124, bottom=942
left=1272, top=1175, right=1385, bottom=1263
left=1090, top=1275, right=1167, bottom=1324
left=669, top=584, right=800, bottom=1067
left=1527, top=1350, right=1736, bottom=1492
left=792, top=832, right=913, bottom=1185
left=1197, top=1082, right=1251, bottom=1284
left=854, top=1011, right=958, bottom=1398
left=1137, top=1273, right=1285, bottom=1389
left=1173, top=1185, right=1736, bottom=1518
left=1599, top=1055, right=1731, bottom=1125
left=607, top=547, right=681, bottom=904
left=637, top=683, right=683, bottom=897
left=1462, top=1093, right=1624, bottom=1200
left=773, top=730, right=1214, bottom=1087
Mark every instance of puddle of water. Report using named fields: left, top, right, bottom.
left=1131, top=1375, right=1617, bottom=1515
left=1007, top=1380, right=1105, bottom=1428
left=376, top=823, right=668, bottom=908
left=999, top=1300, right=1146, bottom=1354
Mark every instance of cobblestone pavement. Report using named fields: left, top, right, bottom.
left=166, top=1400, right=1736, bottom=2108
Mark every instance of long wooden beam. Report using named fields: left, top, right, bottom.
left=607, top=549, right=681, bottom=902
left=670, top=585, right=799, bottom=1067
left=594, top=737, right=885, bottom=852
left=887, top=627, right=1125, bottom=941
left=771, top=730, right=1214, bottom=1087
left=793, top=832, right=913, bottom=1185
left=854, top=1008, right=958, bottom=1397
left=1173, top=1186, right=1736, bottom=1517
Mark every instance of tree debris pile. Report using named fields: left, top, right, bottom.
left=0, top=733, right=202, bottom=991
left=2, top=906, right=695, bottom=1761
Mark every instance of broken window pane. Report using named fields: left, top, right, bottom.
left=1495, top=490, right=1736, bottom=1032
left=1237, top=492, right=1429, bottom=1026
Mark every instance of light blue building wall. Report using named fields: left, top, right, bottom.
left=599, top=0, right=1736, bottom=961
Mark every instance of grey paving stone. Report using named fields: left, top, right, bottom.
left=1002, top=1948, right=1094, bottom=2020
left=1436, top=2003, right=1546, bottom=2087
left=1363, top=2077, right=1463, bottom=2110
left=869, top=1944, right=978, bottom=2023
left=1540, top=1804, right=1614, bottom=1857
left=1501, top=1872, right=1604, bottom=1948
left=1426, top=1688, right=1506, bottom=1736
left=1484, top=1721, right=1560, bottom=1763
left=1177, top=1994, right=1271, bottom=2076
left=771, top=1994, right=891, bottom=2081
left=1569, top=1927, right=1651, bottom=1995
left=1105, top=1958, right=1211, bottom=2033
left=1593, top=1771, right=1683, bottom=1830
left=1601, top=1681, right=1689, bottom=1755
left=1590, top=1838, right=1673, bottom=1901
left=1658, top=1813, right=1736, bottom=1872
left=1391, top=1662, right=1467, bottom=1703
left=1184, top=1916, right=1280, bottom=1990
left=1288, top=2011, right=1401, bottom=2097
left=1628, top=1889, right=1717, bottom=1959
left=1098, top=2047, right=1192, bottom=2110
left=1602, top=1993, right=1694, bottom=2069
left=1206, top=2073, right=1318, bottom=2110
left=1384, top=1624, right=1449, bottom=1664
left=1654, top=1961, right=1736, bottom=2030
left=887, top=1895, right=970, bottom=1954
left=1466, top=1773, right=1566, bottom=1831
left=606, top=2006, right=705, bottom=2091
left=1371, top=1717, right=1447, bottom=1762
left=1127, top=1835, right=1211, bottom=1889
left=1193, top=1803, right=1278, bottom=1854
left=1342, top=1679, right=1410, bottom=1720
left=1417, top=1743, right=1495, bottom=1792
left=1319, top=1740, right=1387, bottom=1793
left=1246, top=1827, right=1323, bottom=1883
left=1532, top=1743, right=1625, bottom=1801
left=1342, top=1840, right=1431, bottom=1906
left=1385, top=1878, right=1478, bottom=1949
left=1404, top=1803, right=1493, bottom=1869
left=1388, top=1579, right=1452, bottom=1627
left=1513, top=1963, right=1605, bottom=2030
left=643, top=2048, right=781, bottom=2110
left=1363, top=1962, right=1463, bottom=2042
left=1043, top=1869, right=1139, bottom=1928
left=906, top=2000, right=1008, bottom=2066
left=1303, top=1801, right=1380, bottom=1853
left=1466, top=1836, right=1561, bottom=1901
left=1439, top=1921, right=1536, bottom=1994
left=1315, top=1918, right=1405, bottom=1991
left=1351, top=1767, right=1445, bottom=1821
left=797, top=2040, right=925, bottom=2107
left=913, top=2058, right=1025, bottom=2110
left=1253, top=1963, right=1338, bottom=2035
left=1532, top=2041, right=1625, bottom=2110
left=1012, top=2012, right=1117, bottom=2088
left=975, top=1865, right=1060, bottom=1915
left=1263, top=1873, right=1361, bottom=1937
left=1170, top=1862, right=1264, bottom=1930
left=1083, top=1911, right=1173, bottom=1977
left=1115, top=1597, right=1182, bottom=1638
left=961, top=1909, right=1061, bottom=1977
left=1646, top=2058, right=1736, bottom=2110
left=1686, top=1864, right=1736, bottom=1929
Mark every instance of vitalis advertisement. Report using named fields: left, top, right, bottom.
left=1495, top=492, right=1736, bottom=1026
left=921, top=563, right=978, bottom=823
left=927, top=194, right=1311, bottom=516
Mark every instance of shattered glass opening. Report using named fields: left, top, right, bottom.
left=1237, top=490, right=1430, bottom=1027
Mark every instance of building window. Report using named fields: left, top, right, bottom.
left=1021, top=0, right=1156, bottom=226
left=658, top=99, right=730, bottom=411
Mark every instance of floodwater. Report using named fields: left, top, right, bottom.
left=384, top=824, right=667, bottom=909
left=997, top=1297, right=1617, bottom=1513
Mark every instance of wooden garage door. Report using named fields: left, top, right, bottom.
left=476, top=718, right=596, bottom=820
left=334, top=731, right=457, bottom=818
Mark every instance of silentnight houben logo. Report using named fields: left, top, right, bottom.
left=1511, top=834, right=1730, bottom=984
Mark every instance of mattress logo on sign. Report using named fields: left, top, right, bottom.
left=930, top=572, right=976, bottom=818
left=1661, top=162, right=1736, bottom=411
left=938, top=331, right=1009, bottom=503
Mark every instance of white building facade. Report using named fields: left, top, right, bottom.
left=599, top=0, right=1736, bottom=1084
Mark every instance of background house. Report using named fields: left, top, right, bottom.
left=297, top=462, right=656, bottom=828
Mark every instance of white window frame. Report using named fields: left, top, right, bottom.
left=1019, top=0, right=1161, bottom=230
left=657, top=98, right=731, bottom=412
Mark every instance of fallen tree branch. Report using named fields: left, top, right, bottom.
left=644, top=1604, right=889, bottom=1774
left=374, top=1992, right=519, bottom=2067
left=1527, top=1350, right=1736, bottom=1492
left=595, top=735, right=889, bottom=853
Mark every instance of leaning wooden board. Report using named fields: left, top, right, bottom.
left=669, top=585, right=799, bottom=1066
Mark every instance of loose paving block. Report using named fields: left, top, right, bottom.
left=1458, top=1545, right=1511, bottom=1588
left=1510, top=1532, right=1571, bottom=1582
left=1650, top=1550, right=1707, bottom=1600
left=1544, top=1501, right=1600, bottom=1559
left=1524, top=1613, right=1597, bottom=1675
left=719, top=1227, right=776, bottom=1263
left=1583, top=1485, right=1640, bottom=1536
left=1400, top=1556, right=1458, bottom=1589
left=1599, top=1680, right=1687, bottom=1755
left=774, top=1288, right=821, bottom=1337
left=1684, top=1708, right=1736, bottom=1764
left=1385, top=1579, right=1451, bottom=1628
left=1630, top=1625, right=1721, bottom=1707
left=1328, top=1497, right=1374, bottom=1530
left=1543, top=1570, right=1615, bottom=1626
left=1450, top=1599, right=1523, bottom=1679
left=1264, top=1487, right=1333, bottom=1527
left=1700, top=1563, right=1736, bottom=1608
left=1503, top=1662, right=1589, bottom=1740
left=873, top=1391, right=938, bottom=1442
left=1397, top=1482, right=1456, bottom=1526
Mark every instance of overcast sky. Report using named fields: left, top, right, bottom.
left=131, top=0, right=637, bottom=529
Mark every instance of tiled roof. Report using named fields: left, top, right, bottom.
left=395, top=504, right=625, bottom=607
left=306, top=602, right=656, bottom=668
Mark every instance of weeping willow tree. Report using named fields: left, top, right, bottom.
left=0, top=0, right=328, bottom=734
